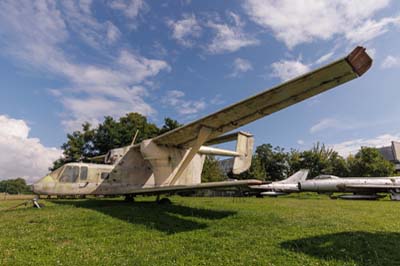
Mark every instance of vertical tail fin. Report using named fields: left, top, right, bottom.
left=279, top=169, right=309, bottom=184
left=232, top=132, right=254, bottom=174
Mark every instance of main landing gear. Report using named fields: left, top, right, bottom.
left=124, top=194, right=135, bottom=202
left=156, top=194, right=171, bottom=205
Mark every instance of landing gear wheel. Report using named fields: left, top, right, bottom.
left=32, top=198, right=43, bottom=208
left=124, top=195, right=135, bottom=202
left=158, top=198, right=172, bottom=205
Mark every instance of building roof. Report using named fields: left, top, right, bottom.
left=378, top=141, right=400, bottom=171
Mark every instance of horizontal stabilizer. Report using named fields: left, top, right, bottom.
left=199, top=132, right=254, bottom=175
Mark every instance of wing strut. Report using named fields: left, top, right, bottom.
left=169, top=126, right=212, bottom=185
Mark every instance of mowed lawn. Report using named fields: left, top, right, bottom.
left=1, top=195, right=400, bottom=266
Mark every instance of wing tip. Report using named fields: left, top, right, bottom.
left=346, top=46, right=373, bottom=76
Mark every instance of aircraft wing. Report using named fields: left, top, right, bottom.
left=126, top=179, right=263, bottom=195
left=152, top=47, right=372, bottom=147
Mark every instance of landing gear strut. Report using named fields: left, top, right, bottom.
left=124, top=194, right=135, bottom=202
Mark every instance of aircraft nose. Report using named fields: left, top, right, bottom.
left=32, top=182, right=40, bottom=194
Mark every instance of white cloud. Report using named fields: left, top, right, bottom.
left=297, top=139, right=305, bottom=145
left=79, top=0, right=93, bottom=14
left=381, top=55, right=400, bottom=69
left=207, top=12, right=259, bottom=54
left=57, top=50, right=169, bottom=131
left=0, top=115, right=62, bottom=183
left=315, top=52, right=334, bottom=65
left=109, top=0, right=146, bottom=19
left=0, top=0, right=170, bottom=132
left=309, top=118, right=360, bottom=134
left=271, top=59, right=310, bottom=81
left=210, top=94, right=225, bottom=105
left=367, top=48, right=377, bottom=59
left=60, top=1, right=122, bottom=49
left=310, top=118, right=340, bottom=134
left=329, top=133, right=400, bottom=157
left=106, top=21, right=121, bottom=43
left=230, top=58, right=253, bottom=77
left=152, top=41, right=168, bottom=57
left=243, top=0, right=394, bottom=48
left=345, top=16, right=400, bottom=44
left=162, top=90, right=206, bottom=115
left=167, top=14, right=202, bottom=47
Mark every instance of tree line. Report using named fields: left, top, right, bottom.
left=51, top=112, right=396, bottom=181
left=236, top=143, right=395, bottom=181
left=51, top=113, right=182, bottom=170
left=0, top=178, right=31, bottom=194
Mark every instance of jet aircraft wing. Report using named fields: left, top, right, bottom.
left=152, top=47, right=372, bottom=147
left=125, top=179, right=263, bottom=195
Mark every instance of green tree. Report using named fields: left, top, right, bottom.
left=93, top=113, right=159, bottom=154
left=51, top=114, right=181, bottom=170
left=235, top=154, right=267, bottom=180
left=50, top=122, right=95, bottom=170
left=0, top=178, right=31, bottom=194
left=62, top=122, right=96, bottom=160
left=255, top=144, right=289, bottom=181
left=288, top=143, right=349, bottom=178
left=201, top=156, right=227, bottom=182
left=159, top=118, right=182, bottom=135
left=347, top=147, right=395, bottom=177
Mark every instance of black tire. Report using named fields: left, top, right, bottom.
left=124, top=195, right=135, bottom=202
left=158, top=198, right=172, bottom=205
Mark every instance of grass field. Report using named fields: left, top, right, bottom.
left=1, top=195, right=400, bottom=266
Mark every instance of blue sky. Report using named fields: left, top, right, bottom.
left=1, top=0, right=400, bottom=181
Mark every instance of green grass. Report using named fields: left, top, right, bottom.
left=1, top=195, right=400, bottom=266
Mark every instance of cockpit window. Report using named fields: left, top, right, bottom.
left=49, top=166, right=63, bottom=179
left=59, top=166, right=79, bottom=183
left=80, top=166, right=88, bottom=181
left=314, top=175, right=338, bottom=180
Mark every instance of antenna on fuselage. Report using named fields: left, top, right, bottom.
left=112, top=130, right=140, bottom=165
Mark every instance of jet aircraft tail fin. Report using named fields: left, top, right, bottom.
left=279, top=169, right=309, bottom=184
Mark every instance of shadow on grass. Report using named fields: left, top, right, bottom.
left=281, top=231, right=400, bottom=266
left=52, top=199, right=235, bottom=234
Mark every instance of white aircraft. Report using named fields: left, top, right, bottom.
left=299, top=174, right=400, bottom=200
left=32, top=47, right=372, bottom=203
left=251, top=170, right=309, bottom=196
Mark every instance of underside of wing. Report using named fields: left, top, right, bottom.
left=126, top=179, right=263, bottom=195
left=152, top=47, right=372, bottom=147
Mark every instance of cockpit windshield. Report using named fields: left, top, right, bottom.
left=59, top=166, right=79, bottom=183
left=314, top=175, right=338, bottom=180
left=49, top=166, right=63, bottom=179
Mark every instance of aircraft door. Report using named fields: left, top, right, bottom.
left=78, top=166, right=89, bottom=194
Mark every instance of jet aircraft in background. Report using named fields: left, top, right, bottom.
left=32, top=47, right=372, bottom=203
left=251, top=170, right=309, bottom=197
left=299, top=174, right=400, bottom=200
